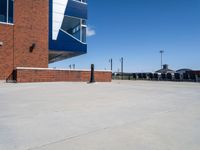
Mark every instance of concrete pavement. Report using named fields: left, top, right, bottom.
left=0, top=81, right=200, bottom=150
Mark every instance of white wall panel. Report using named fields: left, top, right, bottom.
left=52, top=0, right=69, bottom=40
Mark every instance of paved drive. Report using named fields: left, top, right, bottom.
left=0, top=81, right=200, bottom=150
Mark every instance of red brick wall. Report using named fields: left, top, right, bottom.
left=0, top=0, right=48, bottom=80
left=14, top=0, right=48, bottom=68
left=187, top=71, right=200, bottom=76
left=16, top=68, right=112, bottom=83
left=0, top=24, right=14, bottom=80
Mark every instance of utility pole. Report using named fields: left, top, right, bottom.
left=73, top=64, right=75, bottom=70
left=160, top=50, right=164, bottom=69
left=109, top=58, right=113, bottom=71
left=120, top=57, right=124, bottom=80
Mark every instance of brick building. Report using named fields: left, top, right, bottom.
left=0, top=0, right=111, bottom=82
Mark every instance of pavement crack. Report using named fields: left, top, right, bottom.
left=28, top=127, right=109, bottom=150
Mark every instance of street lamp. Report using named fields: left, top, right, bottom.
left=160, top=50, right=164, bottom=69
left=109, top=58, right=113, bottom=71
left=73, top=64, right=75, bottom=69
left=120, top=57, right=124, bottom=80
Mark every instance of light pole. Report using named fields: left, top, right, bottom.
left=120, top=57, right=124, bottom=80
left=160, top=50, right=164, bottom=69
left=73, top=64, right=75, bottom=69
left=109, top=58, right=113, bottom=71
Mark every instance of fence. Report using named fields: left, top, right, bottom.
left=112, top=72, right=200, bottom=82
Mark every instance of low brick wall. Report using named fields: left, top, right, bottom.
left=187, top=71, right=200, bottom=76
left=15, top=67, right=112, bottom=83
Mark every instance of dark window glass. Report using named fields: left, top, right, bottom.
left=8, top=0, right=13, bottom=23
left=82, top=27, right=86, bottom=43
left=82, top=20, right=86, bottom=25
left=61, top=16, right=81, bottom=40
left=0, top=0, right=7, bottom=22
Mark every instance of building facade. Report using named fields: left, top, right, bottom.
left=0, top=0, right=88, bottom=80
left=49, top=0, right=87, bottom=63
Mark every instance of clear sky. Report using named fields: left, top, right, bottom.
left=50, top=0, right=200, bottom=72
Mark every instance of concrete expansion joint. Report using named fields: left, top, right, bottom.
left=28, top=128, right=109, bottom=150
left=28, top=108, right=178, bottom=150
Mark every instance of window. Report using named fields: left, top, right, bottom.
left=61, top=16, right=86, bottom=43
left=82, top=26, right=86, bottom=43
left=8, top=0, right=13, bottom=23
left=0, top=0, right=7, bottom=22
left=74, top=0, right=87, bottom=4
left=0, top=0, right=14, bottom=24
left=82, top=20, right=86, bottom=25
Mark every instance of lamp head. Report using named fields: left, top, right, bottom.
left=0, top=41, right=3, bottom=47
left=29, top=43, right=36, bottom=52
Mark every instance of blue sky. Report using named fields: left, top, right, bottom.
left=50, top=0, right=200, bottom=72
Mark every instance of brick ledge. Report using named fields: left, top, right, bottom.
left=16, top=67, right=112, bottom=73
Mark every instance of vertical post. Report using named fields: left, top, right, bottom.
left=121, top=57, right=124, bottom=80
left=73, top=64, right=75, bottom=70
left=109, top=59, right=113, bottom=71
left=160, top=50, right=164, bottom=69
left=80, top=19, right=82, bottom=42
left=109, top=59, right=113, bottom=79
left=89, top=64, right=95, bottom=83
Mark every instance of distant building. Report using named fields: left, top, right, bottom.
left=176, top=69, right=192, bottom=74
left=187, top=70, right=200, bottom=76
left=155, top=64, right=175, bottom=74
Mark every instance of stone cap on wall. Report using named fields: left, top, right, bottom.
left=16, top=67, right=112, bottom=73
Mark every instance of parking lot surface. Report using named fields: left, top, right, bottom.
left=0, top=81, right=200, bottom=150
